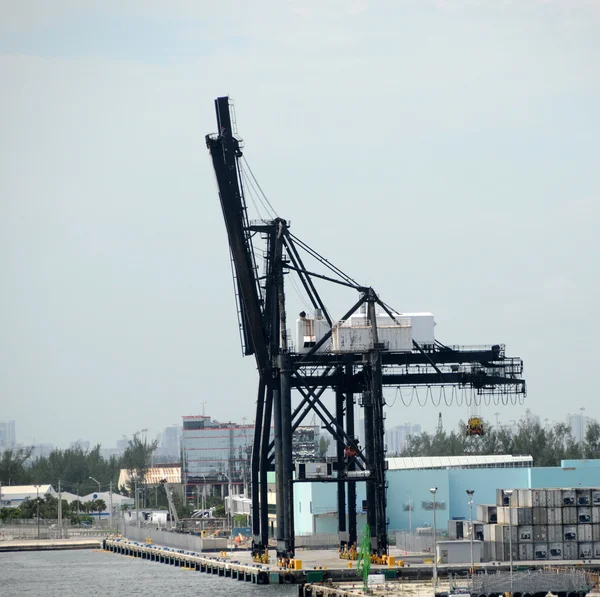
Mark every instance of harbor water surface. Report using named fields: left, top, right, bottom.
left=0, top=549, right=298, bottom=597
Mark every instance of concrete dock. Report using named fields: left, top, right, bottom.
left=0, top=538, right=102, bottom=552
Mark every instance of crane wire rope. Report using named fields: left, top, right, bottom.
left=241, top=156, right=278, bottom=218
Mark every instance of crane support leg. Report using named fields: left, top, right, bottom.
left=259, top=385, right=273, bottom=551
left=251, top=380, right=266, bottom=547
left=279, top=353, right=295, bottom=557
left=336, top=376, right=347, bottom=549
left=346, top=365, right=357, bottom=548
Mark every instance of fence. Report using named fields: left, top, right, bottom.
left=395, top=531, right=443, bottom=553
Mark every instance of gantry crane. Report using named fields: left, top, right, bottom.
left=206, top=96, right=526, bottom=560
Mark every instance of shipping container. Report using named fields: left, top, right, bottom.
left=516, top=508, right=533, bottom=526
left=577, top=489, right=592, bottom=506
left=563, top=541, right=579, bottom=559
left=547, top=507, right=563, bottom=525
left=564, top=525, right=578, bottom=542
left=593, top=507, right=600, bottom=524
left=563, top=489, right=576, bottom=507
left=532, top=490, right=547, bottom=507
left=477, top=505, right=497, bottom=524
left=563, top=507, right=578, bottom=525
left=593, top=542, right=600, bottom=559
left=518, top=525, right=533, bottom=543
left=547, top=489, right=563, bottom=508
left=533, top=525, right=549, bottom=542
left=592, top=491, right=600, bottom=506
left=496, top=489, right=519, bottom=508
left=534, top=542, right=548, bottom=560
left=518, top=543, right=533, bottom=561
left=578, top=524, right=593, bottom=542
left=578, top=507, right=592, bottom=524
left=579, top=542, right=593, bottom=559
left=593, top=524, right=600, bottom=542
left=503, top=525, right=518, bottom=544
left=496, top=506, right=508, bottom=525
left=474, top=523, right=484, bottom=541
left=518, top=489, right=533, bottom=508
left=447, top=520, right=458, bottom=539
left=548, top=542, right=563, bottom=560
left=548, top=525, right=563, bottom=543
left=533, top=507, right=548, bottom=525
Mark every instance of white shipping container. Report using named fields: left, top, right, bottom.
left=533, top=507, right=548, bottom=525
left=497, top=489, right=518, bottom=508
left=367, top=311, right=435, bottom=347
left=546, top=489, right=563, bottom=508
left=563, top=490, right=576, bottom=507
left=477, top=505, right=488, bottom=523
left=564, top=525, right=578, bottom=542
left=518, top=543, right=533, bottom=561
left=332, top=318, right=412, bottom=353
left=579, top=542, right=593, bottom=559
left=563, top=508, right=578, bottom=525
left=548, top=525, right=563, bottom=543
left=503, top=525, right=518, bottom=544
left=532, top=490, right=547, bottom=507
left=496, top=506, right=508, bottom=525
left=295, top=316, right=331, bottom=353
left=594, top=542, right=600, bottom=559
left=593, top=524, right=600, bottom=542
left=548, top=507, right=563, bottom=525
left=549, top=542, right=563, bottom=560
left=578, top=507, right=592, bottom=524
left=518, top=489, right=533, bottom=508
left=518, top=525, right=533, bottom=543
left=563, top=542, right=579, bottom=559
left=577, top=489, right=592, bottom=506
left=533, top=525, right=549, bottom=542
left=534, top=543, right=548, bottom=560
left=592, top=507, right=600, bottom=524
left=578, top=524, right=593, bottom=542
left=592, top=491, right=600, bottom=506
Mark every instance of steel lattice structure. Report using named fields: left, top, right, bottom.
left=206, top=96, right=526, bottom=559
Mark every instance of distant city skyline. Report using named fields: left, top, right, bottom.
left=2, top=406, right=596, bottom=455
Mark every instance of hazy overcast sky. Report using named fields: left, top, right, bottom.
left=1, top=0, right=598, bottom=448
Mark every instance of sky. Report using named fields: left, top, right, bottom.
left=1, top=0, right=599, bottom=449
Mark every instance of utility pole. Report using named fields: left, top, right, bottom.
left=109, top=480, right=113, bottom=530
left=35, top=485, right=41, bottom=540
left=580, top=407, right=586, bottom=457
left=58, top=480, right=62, bottom=535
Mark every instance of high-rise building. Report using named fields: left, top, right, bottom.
left=385, top=423, right=422, bottom=455
left=567, top=412, right=592, bottom=444
left=182, top=415, right=253, bottom=502
left=0, top=420, right=16, bottom=449
left=155, top=424, right=182, bottom=462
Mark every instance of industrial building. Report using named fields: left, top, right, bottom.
left=292, top=457, right=600, bottom=540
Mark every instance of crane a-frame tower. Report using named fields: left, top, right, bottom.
left=206, top=96, right=526, bottom=560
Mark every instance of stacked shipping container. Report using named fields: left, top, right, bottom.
left=479, top=488, right=600, bottom=562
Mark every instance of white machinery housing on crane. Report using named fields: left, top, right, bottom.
left=295, top=308, right=436, bottom=354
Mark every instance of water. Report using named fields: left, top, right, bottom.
left=0, top=550, right=298, bottom=597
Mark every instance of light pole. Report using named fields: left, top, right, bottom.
left=580, top=407, right=586, bottom=457
left=430, top=487, right=438, bottom=593
left=504, top=489, right=514, bottom=589
left=466, top=489, right=475, bottom=579
left=34, top=484, right=41, bottom=540
left=89, top=476, right=101, bottom=494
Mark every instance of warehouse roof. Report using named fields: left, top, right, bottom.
left=118, top=466, right=181, bottom=490
left=386, top=454, right=533, bottom=470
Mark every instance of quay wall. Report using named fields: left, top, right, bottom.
left=123, top=524, right=226, bottom=552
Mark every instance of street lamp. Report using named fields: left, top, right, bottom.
left=34, top=484, right=41, bottom=540
left=430, top=487, right=438, bottom=593
left=89, top=476, right=101, bottom=493
left=466, top=489, right=475, bottom=579
left=504, top=489, right=514, bottom=589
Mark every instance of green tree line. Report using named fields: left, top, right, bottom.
left=0, top=432, right=159, bottom=498
left=401, top=418, right=600, bottom=466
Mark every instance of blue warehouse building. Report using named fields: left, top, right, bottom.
left=293, top=456, right=600, bottom=536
